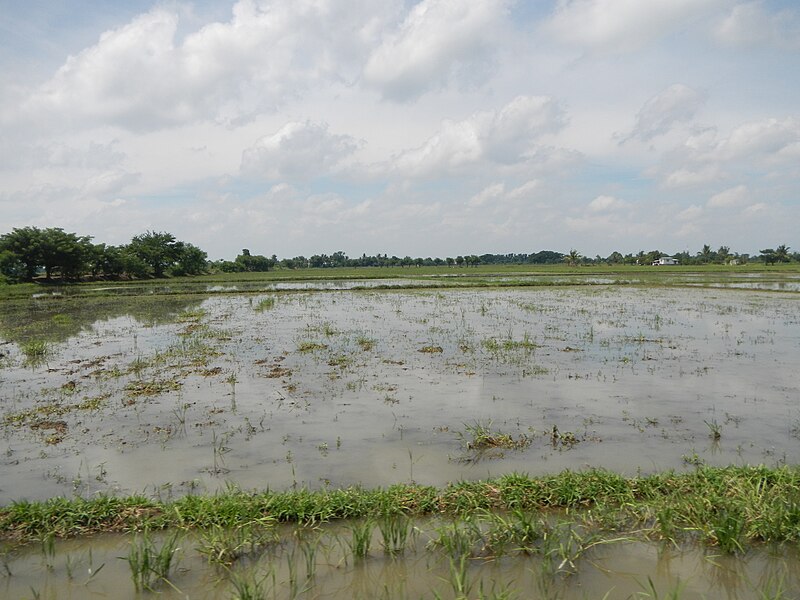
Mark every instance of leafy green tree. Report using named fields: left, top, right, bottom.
left=38, top=228, right=93, bottom=279
left=126, top=231, right=183, bottom=277
left=760, top=248, right=777, bottom=265
left=234, top=249, right=272, bottom=272
left=0, top=250, right=26, bottom=282
left=0, top=226, right=44, bottom=280
left=173, top=243, right=208, bottom=276
left=0, top=226, right=92, bottom=280
left=775, top=244, right=791, bottom=263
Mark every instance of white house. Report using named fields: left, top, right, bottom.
left=652, top=256, right=679, bottom=266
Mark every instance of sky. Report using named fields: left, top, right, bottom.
left=1, top=0, right=798, bottom=260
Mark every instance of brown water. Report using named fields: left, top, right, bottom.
left=1, top=286, right=799, bottom=502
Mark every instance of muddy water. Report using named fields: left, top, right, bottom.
left=3, top=285, right=800, bottom=598
left=0, top=286, right=798, bottom=503
left=2, top=520, right=799, bottom=599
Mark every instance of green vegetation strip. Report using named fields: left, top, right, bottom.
left=3, top=466, right=800, bottom=550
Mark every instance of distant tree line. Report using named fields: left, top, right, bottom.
left=218, top=250, right=566, bottom=271
left=0, top=227, right=207, bottom=283
left=590, top=244, right=795, bottom=266
left=0, top=225, right=795, bottom=285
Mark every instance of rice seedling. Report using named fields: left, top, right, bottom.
left=430, top=517, right=483, bottom=558
left=197, top=522, right=277, bottom=566
left=485, top=510, right=542, bottom=555
left=635, top=576, right=687, bottom=599
left=705, top=419, right=722, bottom=440
left=379, top=513, right=414, bottom=555
left=254, top=296, right=276, bottom=311
left=124, top=531, right=180, bottom=592
left=20, top=340, right=49, bottom=365
left=355, top=335, right=375, bottom=351
left=228, top=567, right=275, bottom=600
left=39, top=532, right=55, bottom=570
left=347, top=518, right=374, bottom=560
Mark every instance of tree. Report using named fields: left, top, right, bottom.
left=0, top=226, right=92, bottom=280
left=173, top=243, right=208, bottom=276
left=234, top=249, right=272, bottom=272
left=37, top=228, right=93, bottom=279
left=0, top=250, right=25, bottom=282
left=0, top=226, right=44, bottom=280
left=564, top=249, right=581, bottom=266
left=126, top=231, right=183, bottom=277
left=775, top=244, right=791, bottom=263
left=759, top=249, right=777, bottom=265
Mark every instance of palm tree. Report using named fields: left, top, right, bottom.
left=564, top=249, right=581, bottom=267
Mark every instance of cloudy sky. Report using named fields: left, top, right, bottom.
left=1, top=0, right=798, bottom=260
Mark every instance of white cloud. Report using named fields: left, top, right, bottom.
left=656, top=117, right=799, bottom=189
left=363, top=0, right=510, bottom=101
left=241, top=121, right=360, bottom=181
left=743, top=202, right=767, bottom=215
left=623, top=84, right=705, bottom=142
left=677, top=204, right=704, bottom=221
left=715, top=2, right=800, bottom=49
left=392, top=95, right=566, bottom=176
left=19, top=1, right=398, bottom=132
left=588, top=194, right=628, bottom=212
left=506, top=180, right=541, bottom=199
left=716, top=118, right=800, bottom=162
left=663, top=166, right=721, bottom=188
left=545, top=0, right=725, bottom=52
left=468, top=183, right=505, bottom=207
left=707, top=184, right=748, bottom=208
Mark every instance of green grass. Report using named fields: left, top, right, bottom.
left=458, top=420, right=532, bottom=451
left=5, top=466, right=800, bottom=555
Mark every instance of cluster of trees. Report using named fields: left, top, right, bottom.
left=214, top=249, right=276, bottom=273
left=591, top=244, right=795, bottom=266
left=0, top=227, right=207, bottom=283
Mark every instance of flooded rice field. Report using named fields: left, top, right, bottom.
left=2, top=281, right=800, bottom=598
left=2, top=286, right=799, bottom=501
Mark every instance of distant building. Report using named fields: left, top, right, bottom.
left=652, top=256, right=679, bottom=266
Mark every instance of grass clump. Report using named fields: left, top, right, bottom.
left=419, top=345, right=444, bottom=353
left=20, top=340, right=49, bottom=365
left=459, top=420, right=532, bottom=451
left=254, top=296, right=276, bottom=312
left=297, top=341, right=328, bottom=353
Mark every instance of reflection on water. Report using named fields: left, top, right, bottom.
left=0, top=295, right=203, bottom=345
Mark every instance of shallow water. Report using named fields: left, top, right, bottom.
left=1, top=286, right=799, bottom=503
left=2, top=519, right=799, bottom=599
